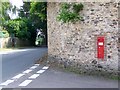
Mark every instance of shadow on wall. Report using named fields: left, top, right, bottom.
left=0, top=37, right=31, bottom=48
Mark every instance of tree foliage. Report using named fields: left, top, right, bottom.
left=18, top=2, right=31, bottom=18
left=1, top=2, right=47, bottom=46
left=0, top=2, right=18, bottom=25
left=57, top=3, right=84, bottom=23
left=0, top=2, right=11, bottom=26
left=5, top=19, right=30, bottom=39
left=30, top=2, right=47, bottom=30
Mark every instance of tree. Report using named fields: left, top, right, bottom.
left=18, top=2, right=36, bottom=45
left=18, top=2, right=47, bottom=45
left=4, top=18, right=30, bottom=39
left=1, top=2, right=47, bottom=46
left=0, top=2, right=11, bottom=26
left=18, top=2, right=31, bottom=18
left=30, top=2, right=47, bottom=45
left=0, top=2, right=17, bottom=26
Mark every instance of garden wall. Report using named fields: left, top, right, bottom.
left=0, top=37, right=31, bottom=48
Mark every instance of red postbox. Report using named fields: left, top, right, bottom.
left=97, top=36, right=104, bottom=59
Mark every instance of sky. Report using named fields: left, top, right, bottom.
left=9, top=0, right=23, bottom=9
left=8, top=0, right=23, bottom=19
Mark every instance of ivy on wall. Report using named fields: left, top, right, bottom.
left=57, top=3, right=84, bottom=23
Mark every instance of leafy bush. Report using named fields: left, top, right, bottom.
left=73, top=3, right=84, bottom=13
left=4, top=19, right=31, bottom=39
left=57, top=3, right=84, bottom=23
left=61, top=3, right=70, bottom=9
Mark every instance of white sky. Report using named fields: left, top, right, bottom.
left=9, top=0, right=23, bottom=9
left=8, top=0, right=23, bottom=19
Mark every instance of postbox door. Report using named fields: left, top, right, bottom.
left=97, top=37, right=104, bottom=59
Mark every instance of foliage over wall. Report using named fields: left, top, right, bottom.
left=57, top=3, right=84, bottom=23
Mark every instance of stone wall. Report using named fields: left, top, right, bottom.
left=47, top=2, right=119, bottom=77
left=0, top=37, right=31, bottom=48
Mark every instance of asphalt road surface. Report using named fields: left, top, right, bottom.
left=0, top=64, right=118, bottom=88
left=1, top=48, right=47, bottom=82
left=0, top=47, right=118, bottom=88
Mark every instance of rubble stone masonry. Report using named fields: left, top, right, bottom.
left=47, top=1, right=119, bottom=77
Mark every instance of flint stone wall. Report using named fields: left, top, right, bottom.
left=47, top=2, right=119, bottom=77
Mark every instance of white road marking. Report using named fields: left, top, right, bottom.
left=12, top=74, right=24, bottom=79
left=0, top=52, right=8, bottom=54
left=23, top=69, right=32, bottom=74
left=34, top=64, right=39, bottom=66
left=0, top=87, right=2, bottom=89
left=29, top=74, right=39, bottom=79
left=0, top=50, right=28, bottom=55
left=19, top=80, right=32, bottom=87
left=0, top=80, right=14, bottom=86
left=36, top=70, right=45, bottom=74
left=30, top=66, right=38, bottom=69
left=42, top=66, right=49, bottom=70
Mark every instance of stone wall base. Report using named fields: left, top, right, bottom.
left=48, top=54, right=119, bottom=79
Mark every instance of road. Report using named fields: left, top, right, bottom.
left=1, top=48, right=47, bottom=82
left=0, top=64, right=118, bottom=88
left=0, top=47, right=118, bottom=88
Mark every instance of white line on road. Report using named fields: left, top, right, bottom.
left=19, top=80, right=32, bottom=87
left=34, top=64, right=39, bottom=66
left=12, top=74, right=25, bottom=79
left=29, top=74, right=40, bottom=79
left=36, top=70, right=45, bottom=74
left=0, top=80, right=14, bottom=86
left=0, top=50, right=28, bottom=55
left=23, top=69, right=32, bottom=74
left=0, top=87, right=2, bottom=90
left=30, top=66, right=38, bottom=69
left=42, top=66, right=49, bottom=70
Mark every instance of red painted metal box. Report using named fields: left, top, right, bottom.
left=97, top=37, right=104, bottom=59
